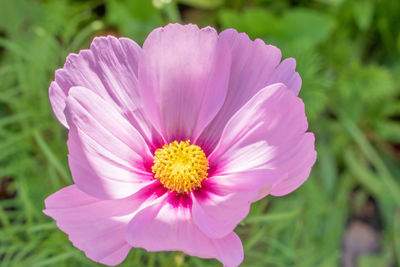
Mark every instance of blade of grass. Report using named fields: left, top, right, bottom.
left=32, top=129, right=70, bottom=184
left=340, top=112, right=400, bottom=204
left=32, top=251, right=77, bottom=267
left=244, top=209, right=300, bottom=224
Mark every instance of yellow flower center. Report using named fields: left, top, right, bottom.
left=152, top=140, right=209, bottom=193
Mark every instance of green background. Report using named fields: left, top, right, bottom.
left=0, top=0, right=399, bottom=266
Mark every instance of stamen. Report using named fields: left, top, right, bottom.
left=152, top=140, right=209, bottom=193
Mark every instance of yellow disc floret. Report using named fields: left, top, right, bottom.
left=152, top=140, right=209, bottom=193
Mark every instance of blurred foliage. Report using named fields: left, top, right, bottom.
left=0, top=0, right=399, bottom=266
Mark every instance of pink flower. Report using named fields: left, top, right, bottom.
left=44, top=23, right=316, bottom=266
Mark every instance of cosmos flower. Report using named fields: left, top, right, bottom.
left=44, top=23, right=316, bottom=266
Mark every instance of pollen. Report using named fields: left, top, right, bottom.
left=152, top=140, right=209, bottom=193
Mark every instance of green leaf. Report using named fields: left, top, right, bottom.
left=218, top=9, right=245, bottom=33
left=178, top=0, right=224, bottom=9
left=242, top=8, right=280, bottom=39
left=279, top=8, right=336, bottom=48
left=375, top=121, right=400, bottom=143
left=353, top=0, right=374, bottom=31
left=105, top=0, right=163, bottom=44
left=336, top=63, right=396, bottom=121
left=219, top=7, right=336, bottom=49
left=244, top=210, right=300, bottom=224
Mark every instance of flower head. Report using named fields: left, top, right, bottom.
left=44, top=23, right=316, bottom=266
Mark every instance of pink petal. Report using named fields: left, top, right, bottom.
left=192, top=182, right=255, bottom=239
left=209, top=83, right=316, bottom=197
left=66, top=86, right=155, bottom=199
left=125, top=194, right=244, bottom=267
left=191, top=169, right=286, bottom=239
left=209, top=169, right=286, bottom=192
left=138, top=23, right=231, bottom=142
left=43, top=186, right=134, bottom=266
left=44, top=184, right=166, bottom=265
left=268, top=58, right=302, bottom=95
left=197, top=29, right=301, bottom=153
left=49, top=36, right=162, bottom=149
left=269, top=133, right=316, bottom=196
left=191, top=84, right=314, bottom=238
left=192, top=169, right=286, bottom=240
